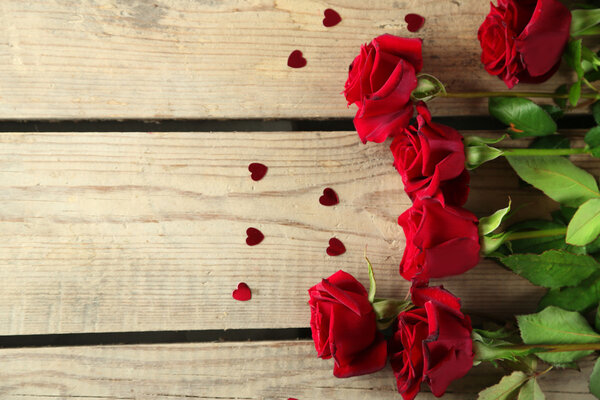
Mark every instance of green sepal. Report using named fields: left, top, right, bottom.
left=571, top=8, right=600, bottom=37
left=411, top=73, right=446, bottom=102
left=366, top=256, right=376, bottom=304
left=479, top=199, right=511, bottom=236
left=372, top=298, right=412, bottom=330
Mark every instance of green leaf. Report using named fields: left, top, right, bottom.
left=478, top=371, right=529, bottom=400
left=529, top=134, right=570, bottom=150
left=593, top=102, right=600, bottom=125
left=517, top=306, right=600, bottom=365
left=500, top=250, right=600, bottom=289
left=565, top=39, right=584, bottom=79
left=582, top=45, right=600, bottom=73
left=539, top=273, right=600, bottom=312
left=366, top=257, right=376, bottom=304
left=472, top=330, right=539, bottom=363
left=506, top=156, right=600, bottom=208
left=464, top=134, right=508, bottom=146
left=590, top=358, right=600, bottom=399
left=569, top=80, right=582, bottom=107
left=518, top=378, right=545, bottom=400
left=586, top=126, right=600, bottom=149
left=571, top=9, right=600, bottom=37
left=567, top=199, right=600, bottom=246
left=596, top=306, right=600, bottom=335
left=411, top=73, right=446, bottom=102
left=480, top=199, right=511, bottom=236
left=489, top=97, right=557, bottom=137
left=507, top=220, right=568, bottom=254
left=372, top=298, right=412, bottom=330
left=552, top=206, right=578, bottom=225
left=539, top=105, right=564, bottom=121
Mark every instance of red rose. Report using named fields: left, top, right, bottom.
left=308, top=270, right=387, bottom=378
left=398, top=198, right=480, bottom=282
left=390, top=285, right=474, bottom=400
left=390, top=102, right=470, bottom=206
left=478, top=0, right=571, bottom=88
left=344, top=34, right=422, bottom=143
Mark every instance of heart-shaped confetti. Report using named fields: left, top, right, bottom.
left=323, top=8, right=341, bottom=27
left=232, top=282, right=252, bottom=301
left=405, top=13, right=425, bottom=32
left=249, top=162, right=268, bottom=181
left=326, top=237, right=346, bottom=256
left=319, top=188, right=339, bottom=206
left=288, top=50, right=307, bottom=68
left=246, top=227, right=264, bottom=246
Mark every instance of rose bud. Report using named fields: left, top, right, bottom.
left=390, top=102, right=470, bottom=206
left=478, top=0, right=571, bottom=88
left=344, top=34, right=423, bottom=143
left=308, top=270, right=387, bottom=378
left=398, top=198, right=480, bottom=282
left=390, top=285, right=474, bottom=400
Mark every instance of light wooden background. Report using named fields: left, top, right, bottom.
left=0, top=0, right=593, bottom=399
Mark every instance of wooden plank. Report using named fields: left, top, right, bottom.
left=0, top=0, right=574, bottom=119
left=0, top=131, right=565, bottom=335
left=0, top=341, right=594, bottom=399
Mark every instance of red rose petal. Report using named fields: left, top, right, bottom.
left=319, top=187, right=339, bottom=206
left=326, top=237, right=346, bottom=256
left=248, top=162, right=268, bottom=181
left=323, top=8, right=341, bottom=27
left=405, top=13, right=425, bottom=32
left=246, top=227, right=264, bottom=246
left=232, top=282, right=252, bottom=301
left=287, top=50, right=307, bottom=68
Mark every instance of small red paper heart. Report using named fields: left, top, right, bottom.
left=326, top=237, right=346, bottom=256
left=323, top=8, right=341, bottom=27
left=232, top=282, right=251, bottom=301
left=248, top=162, right=268, bottom=181
left=288, top=50, right=307, bottom=68
left=246, top=227, right=264, bottom=246
left=319, top=188, right=339, bottom=206
left=405, top=13, right=425, bottom=32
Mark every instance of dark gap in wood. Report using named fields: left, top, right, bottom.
left=0, top=115, right=593, bottom=132
left=0, top=328, right=312, bottom=348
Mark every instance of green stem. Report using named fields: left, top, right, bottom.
left=504, top=342, right=600, bottom=353
left=502, top=147, right=591, bottom=157
left=504, top=228, right=567, bottom=241
left=442, top=91, right=600, bottom=99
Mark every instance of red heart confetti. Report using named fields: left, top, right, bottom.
left=288, top=50, right=307, bottom=68
left=319, top=187, right=339, bottom=206
left=405, top=13, right=425, bottom=32
left=246, top=227, right=264, bottom=246
left=323, top=8, right=341, bottom=27
left=248, top=162, right=268, bottom=181
left=232, top=282, right=252, bottom=301
left=326, top=237, right=346, bottom=256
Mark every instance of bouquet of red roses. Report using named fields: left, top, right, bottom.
left=308, top=0, right=600, bottom=398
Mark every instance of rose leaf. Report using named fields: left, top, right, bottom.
left=500, top=250, right=600, bottom=289
left=539, top=272, right=600, bottom=312
left=567, top=199, right=600, bottom=246
left=506, top=155, right=600, bottom=208
left=517, top=378, right=545, bottom=400
left=564, top=39, right=584, bottom=79
left=585, top=126, right=600, bottom=152
left=489, top=97, right=557, bottom=137
left=517, top=306, right=600, bottom=365
left=571, top=9, right=600, bottom=37
left=591, top=357, right=600, bottom=399
left=477, top=371, right=529, bottom=400
left=593, top=102, right=600, bottom=125
left=569, top=80, right=582, bottom=107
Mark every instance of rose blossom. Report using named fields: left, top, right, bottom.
left=478, top=0, right=571, bottom=88
left=398, top=198, right=480, bottom=282
left=390, top=102, right=470, bottom=206
left=390, top=285, right=474, bottom=400
left=308, top=270, right=387, bottom=378
left=344, top=34, right=422, bottom=143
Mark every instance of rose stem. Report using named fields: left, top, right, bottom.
left=504, top=228, right=567, bottom=241
left=502, top=148, right=591, bottom=157
left=503, top=342, right=600, bottom=353
left=442, top=91, right=600, bottom=99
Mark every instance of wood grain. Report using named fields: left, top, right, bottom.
left=0, top=341, right=594, bottom=399
left=0, top=0, right=575, bottom=119
left=0, top=131, right=570, bottom=335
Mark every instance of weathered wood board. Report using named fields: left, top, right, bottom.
left=0, top=130, right=569, bottom=335
left=0, top=0, right=574, bottom=119
left=0, top=341, right=594, bottom=399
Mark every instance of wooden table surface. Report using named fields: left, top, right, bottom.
left=0, top=1, right=594, bottom=399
